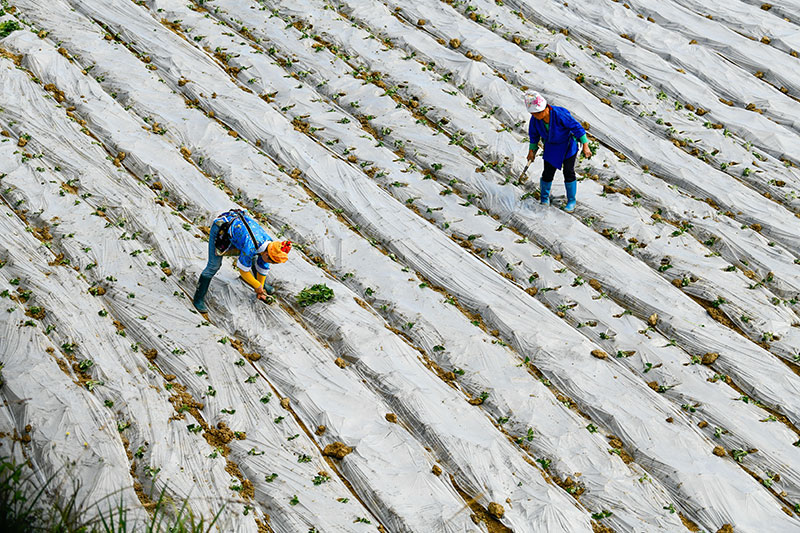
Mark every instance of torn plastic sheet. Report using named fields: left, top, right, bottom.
left=669, top=0, right=800, bottom=54
left=323, top=0, right=800, bottom=311
left=338, top=0, right=800, bottom=417
left=622, top=0, right=800, bottom=98
left=40, top=0, right=800, bottom=530
left=251, top=0, right=800, bottom=373
left=6, top=5, right=690, bottom=531
left=377, top=0, right=800, bottom=257
left=5, top=4, right=596, bottom=531
left=450, top=0, right=800, bottom=211
left=0, top=214, right=148, bottom=527
left=6, top=1, right=800, bottom=528
left=0, top=69, right=385, bottom=532
left=515, top=0, right=800, bottom=138
left=0, top=9, right=484, bottom=531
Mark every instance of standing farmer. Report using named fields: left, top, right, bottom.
left=193, top=209, right=291, bottom=313
left=525, top=92, right=592, bottom=212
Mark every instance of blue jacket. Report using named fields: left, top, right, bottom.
left=529, top=105, right=586, bottom=170
left=217, top=211, right=273, bottom=275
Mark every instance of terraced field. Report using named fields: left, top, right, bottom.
left=1, top=0, right=799, bottom=531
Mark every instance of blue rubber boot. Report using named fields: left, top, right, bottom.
left=539, top=179, right=552, bottom=206
left=564, top=180, right=577, bottom=213
left=192, top=275, right=213, bottom=313
left=263, top=283, right=275, bottom=295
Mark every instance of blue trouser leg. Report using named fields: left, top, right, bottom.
left=193, top=219, right=223, bottom=312
left=563, top=153, right=577, bottom=212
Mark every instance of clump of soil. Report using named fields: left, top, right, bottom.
left=648, top=313, right=658, bottom=326
left=713, top=446, right=726, bottom=457
left=25, top=306, right=46, bottom=320
left=280, top=398, right=291, bottom=409
left=31, top=226, right=53, bottom=242
left=322, top=441, right=353, bottom=459
left=240, top=479, right=255, bottom=499
left=385, top=413, right=398, bottom=423
left=679, top=513, right=701, bottom=532
left=591, top=350, right=607, bottom=359
left=717, top=525, right=734, bottom=533
left=204, top=422, right=234, bottom=452
left=431, top=464, right=442, bottom=476
left=255, top=518, right=271, bottom=533
left=701, top=352, right=719, bottom=365
left=315, top=425, right=326, bottom=436
left=588, top=279, right=602, bottom=291
left=487, top=502, right=505, bottom=519
left=555, top=475, right=585, bottom=497
left=334, top=357, right=347, bottom=368
left=592, top=522, right=614, bottom=533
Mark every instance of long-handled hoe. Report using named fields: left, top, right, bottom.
left=518, top=161, right=531, bottom=184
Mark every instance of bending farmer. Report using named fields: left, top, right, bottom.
left=525, top=92, right=592, bottom=212
left=193, top=209, right=291, bottom=313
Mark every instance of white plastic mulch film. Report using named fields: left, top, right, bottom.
left=1, top=0, right=799, bottom=532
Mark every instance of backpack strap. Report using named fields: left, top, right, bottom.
left=232, top=210, right=261, bottom=250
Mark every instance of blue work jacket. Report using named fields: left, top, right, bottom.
left=528, top=105, right=586, bottom=170
left=216, top=211, right=272, bottom=275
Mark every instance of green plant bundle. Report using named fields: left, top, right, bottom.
left=296, top=284, right=334, bottom=307
left=0, top=20, right=20, bottom=39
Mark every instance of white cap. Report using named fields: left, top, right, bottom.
left=524, top=92, right=547, bottom=113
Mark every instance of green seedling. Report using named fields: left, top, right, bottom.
left=297, top=284, right=334, bottom=306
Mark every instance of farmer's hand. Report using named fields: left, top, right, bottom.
left=582, top=143, right=592, bottom=159
left=527, top=149, right=537, bottom=162
left=255, top=286, right=269, bottom=301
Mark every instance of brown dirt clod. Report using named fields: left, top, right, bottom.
left=701, top=352, right=719, bottom=365
left=487, top=502, right=505, bottom=519
left=334, top=357, right=347, bottom=368
left=679, top=513, right=701, bottom=532
left=315, top=425, right=326, bottom=436
left=280, top=398, right=290, bottom=409
left=432, top=464, right=442, bottom=476
left=322, top=441, right=353, bottom=459
left=717, top=525, right=734, bottom=533
left=648, top=313, right=658, bottom=326
left=385, top=413, right=398, bottom=423
left=591, top=350, right=608, bottom=360
left=713, top=446, right=726, bottom=457
left=25, top=306, right=46, bottom=320
left=588, top=278, right=602, bottom=291
left=592, top=522, right=614, bottom=533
